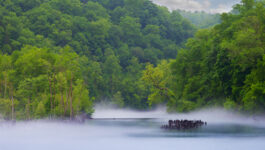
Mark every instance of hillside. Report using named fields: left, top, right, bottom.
left=144, top=0, right=265, bottom=113
left=0, top=0, right=263, bottom=120
left=0, top=0, right=196, bottom=120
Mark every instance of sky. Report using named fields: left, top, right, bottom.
left=151, top=0, right=241, bottom=13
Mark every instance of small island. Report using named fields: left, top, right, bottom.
left=161, top=119, right=207, bottom=130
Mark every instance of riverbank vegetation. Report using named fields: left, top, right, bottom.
left=144, top=0, right=265, bottom=113
left=0, top=0, right=264, bottom=120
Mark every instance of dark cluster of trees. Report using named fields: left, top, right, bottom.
left=144, top=0, right=265, bottom=113
left=0, top=0, right=196, bottom=119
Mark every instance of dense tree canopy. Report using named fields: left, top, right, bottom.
left=0, top=0, right=197, bottom=120
left=145, top=0, right=265, bottom=113
left=0, top=0, right=263, bottom=120
left=0, top=46, right=93, bottom=120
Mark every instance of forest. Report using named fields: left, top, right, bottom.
left=0, top=0, right=264, bottom=120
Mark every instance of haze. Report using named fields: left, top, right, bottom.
left=1, top=108, right=265, bottom=150
left=151, top=0, right=241, bottom=13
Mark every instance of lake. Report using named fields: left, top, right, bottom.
left=1, top=108, right=265, bottom=150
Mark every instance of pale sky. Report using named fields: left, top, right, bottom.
left=151, top=0, right=241, bottom=13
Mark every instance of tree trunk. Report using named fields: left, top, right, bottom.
left=27, top=97, right=30, bottom=120
left=60, top=88, right=64, bottom=118
left=70, top=73, right=73, bottom=120
left=0, top=80, right=2, bottom=98
left=64, top=89, right=69, bottom=116
left=48, top=75, right=53, bottom=117
left=52, top=73, right=56, bottom=115
left=11, top=94, right=14, bottom=120
left=10, top=84, right=14, bottom=120
left=4, top=76, right=7, bottom=98
left=110, top=76, right=113, bottom=95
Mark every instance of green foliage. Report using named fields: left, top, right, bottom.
left=175, top=100, right=196, bottom=112
left=73, top=79, right=94, bottom=115
left=0, top=0, right=198, bottom=119
left=0, top=98, right=13, bottom=119
left=35, top=101, right=46, bottom=119
left=142, top=60, right=174, bottom=106
left=224, top=98, right=238, bottom=110
left=0, top=46, right=93, bottom=120
left=1, top=0, right=261, bottom=119
left=148, top=0, right=265, bottom=113
left=112, top=91, right=124, bottom=108
left=242, top=55, right=265, bottom=113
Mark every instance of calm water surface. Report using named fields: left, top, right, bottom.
left=1, top=109, right=265, bottom=150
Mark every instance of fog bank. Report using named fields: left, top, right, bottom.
left=93, top=105, right=265, bottom=126
left=0, top=106, right=265, bottom=150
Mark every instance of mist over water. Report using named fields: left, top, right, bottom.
left=93, top=105, right=265, bottom=126
left=1, top=107, right=265, bottom=150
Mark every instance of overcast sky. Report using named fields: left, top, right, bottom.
left=151, top=0, right=241, bottom=13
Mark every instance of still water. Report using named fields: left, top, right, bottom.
left=1, top=108, right=265, bottom=150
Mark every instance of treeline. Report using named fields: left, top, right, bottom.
left=144, top=0, right=265, bottom=113
left=0, top=0, right=197, bottom=119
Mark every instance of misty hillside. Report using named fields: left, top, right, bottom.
left=177, top=10, right=221, bottom=28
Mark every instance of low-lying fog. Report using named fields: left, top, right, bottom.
left=93, top=106, right=265, bottom=126
left=1, top=107, right=265, bottom=150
